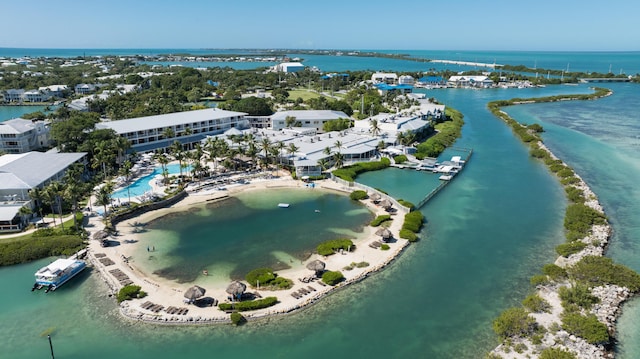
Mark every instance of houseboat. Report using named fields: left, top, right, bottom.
left=32, top=258, right=87, bottom=292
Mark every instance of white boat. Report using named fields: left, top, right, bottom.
left=278, top=203, right=290, bottom=208
left=33, top=258, right=87, bottom=292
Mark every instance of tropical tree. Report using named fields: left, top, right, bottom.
left=63, top=164, right=86, bottom=231
left=370, top=119, right=381, bottom=137
left=275, top=141, right=286, bottom=167
left=154, top=152, right=170, bottom=185
left=41, top=185, right=57, bottom=226
left=285, top=116, right=297, bottom=128
left=170, top=140, right=186, bottom=179
left=287, top=143, right=299, bottom=162
left=259, top=137, right=272, bottom=169
left=119, top=160, right=133, bottom=204
left=162, top=127, right=175, bottom=153
left=18, top=206, right=33, bottom=228
left=47, top=181, right=67, bottom=230
left=28, top=187, right=46, bottom=224
left=333, top=140, right=343, bottom=154
left=317, top=158, right=330, bottom=173
left=333, top=152, right=345, bottom=169
left=94, top=182, right=114, bottom=220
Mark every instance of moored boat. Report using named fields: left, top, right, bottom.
left=278, top=203, right=290, bottom=208
left=32, top=258, right=86, bottom=292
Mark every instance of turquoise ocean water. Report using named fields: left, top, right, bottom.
left=1, top=50, right=639, bottom=358
left=0, top=105, right=50, bottom=122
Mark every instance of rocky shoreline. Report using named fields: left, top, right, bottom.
left=489, top=143, right=635, bottom=359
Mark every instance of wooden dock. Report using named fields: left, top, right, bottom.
left=415, top=147, right=473, bottom=210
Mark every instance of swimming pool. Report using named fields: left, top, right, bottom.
left=112, top=163, right=188, bottom=199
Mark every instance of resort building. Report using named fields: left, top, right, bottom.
left=0, top=151, right=87, bottom=232
left=23, top=89, right=51, bottom=103
left=0, top=118, right=51, bottom=154
left=74, top=83, right=100, bottom=95
left=2, top=89, right=25, bottom=103
left=374, top=83, right=413, bottom=95
left=270, top=110, right=351, bottom=131
left=447, top=75, right=494, bottom=88
left=371, top=72, right=398, bottom=84
left=96, top=108, right=249, bottom=153
left=38, top=85, right=68, bottom=98
left=398, top=75, right=415, bottom=85
left=353, top=100, right=445, bottom=145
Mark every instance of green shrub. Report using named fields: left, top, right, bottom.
left=513, top=343, right=527, bottom=354
left=117, top=285, right=145, bottom=303
left=0, top=235, right=85, bottom=266
left=349, top=190, right=368, bottom=201
left=542, top=264, right=567, bottom=280
left=530, top=275, right=550, bottom=286
left=322, top=271, right=344, bottom=285
left=393, top=154, right=408, bottom=164
left=530, top=148, right=549, bottom=159
left=527, top=123, right=544, bottom=133
left=402, top=211, right=424, bottom=233
left=565, top=187, right=584, bottom=203
left=556, top=241, right=587, bottom=257
left=561, top=312, right=609, bottom=344
left=230, top=312, right=245, bottom=325
left=355, top=261, right=369, bottom=268
left=561, top=177, right=580, bottom=185
left=568, top=256, right=640, bottom=291
left=332, top=159, right=391, bottom=182
left=492, top=307, right=537, bottom=339
left=397, top=199, right=415, bottom=210
left=539, top=348, right=577, bottom=359
left=399, top=229, right=418, bottom=242
left=557, top=168, right=575, bottom=178
left=218, top=297, right=278, bottom=312
left=370, top=215, right=391, bottom=227
left=522, top=294, right=551, bottom=313
left=32, top=228, right=55, bottom=237
left=245, top=268, right=276, bottom=287
left=316, top=239, right=354, bottom=256
left=564, top=203, right=607, bottom=237
left=271, top=277, right=293, bottom=289
left=559, top=284, right=599, bottom=310
left=380, top=244, right=390, bottom=250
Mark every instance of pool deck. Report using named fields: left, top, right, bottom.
left=86, top=176, right=410, bottom=325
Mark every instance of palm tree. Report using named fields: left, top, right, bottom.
left=162, top=127, right=175, bottom=153
left=28, top=187, right=45, bottom=224
left=370, top=119, right=381, bottom=137
left=332, top=152, right=345, bottom=169
left=47, top=181, right=66, bottom=230
left=112, top=136, right=131, bottom=166
left=119, top=160, right=133, bottom=204
left=317, top=158, right=330, bottom=174
left=94, top=182, right=114, bottom=220
left=333, top=140, right=343, bottom=154
left=63, top=164, right=86, bottom=232
left=154, top=153, right=170, bottom=185
left=323, top=146, right=332, bottom=157
left=18, top=206, right=32, bottom=229
left=395, top=131, right=405, bottom=147
left=401, top=131, right=416, bottom=146
left=275, top=141, right=286, bottom=168
left=183, top=127, right=193, bottom=150
left=170, top=140, right=186, bottom=179
left=285, top=116, right=296, bottom=128
left=259, top=137, right=272, bottom=170
left=287, top=143, right=299, bottom=163
left=190, top=142, right=204, bottom=180
left=42, top=185, right=57, bottom=226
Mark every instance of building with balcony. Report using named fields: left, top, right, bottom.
left=0, top=118, right=51, bottom=154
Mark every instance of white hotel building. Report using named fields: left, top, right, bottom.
left=96, top=108, right=249, bottom=153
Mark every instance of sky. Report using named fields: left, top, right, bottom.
left=1, top=0, right=639, bottom=51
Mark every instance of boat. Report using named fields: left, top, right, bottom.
left=32, top=258, right=87, bottom=292
left=278, top=203, right=290, bottom=208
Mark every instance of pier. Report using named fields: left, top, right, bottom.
left=415, top=147, right=473, bottom=209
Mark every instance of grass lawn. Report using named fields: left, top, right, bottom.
left=289, top=89, right=326, bottom=101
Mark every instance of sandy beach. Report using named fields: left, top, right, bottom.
left=86, top=176, right=410, bottom=325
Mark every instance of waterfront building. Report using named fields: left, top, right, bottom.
left=353, top=100, right=444, bottom=145
left=23, top=89, right=51, bottom=103
left=371, top=72, right=398, bottom=84
left=272, top=62, right=305, bottom=73
left=38, top=85, right=68, bottom=98
left=2, top=89, right=25, bottom=103
left=96, top=108, right=249, bottom=153
left=0, top=151, right=87, bottom=232
left=270, top=110, right=350, bottom=131
left=74, top=83, right=100, bottom=95
left=448, top=75, right=494, bottom=88
left=0, top=118, right=51, bottom=154
left=398, top=75, right=415, bottom=85
left=374, top=83, right=414, bottom=95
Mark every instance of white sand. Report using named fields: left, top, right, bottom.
left=86, top=177, right=410, bottom=324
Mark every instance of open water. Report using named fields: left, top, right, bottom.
left=0, top=51, right=639, bottom=358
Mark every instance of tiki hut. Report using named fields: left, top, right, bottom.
left=92, top=230, right=109, bottom=240
left=369, top=193, right=381, bottom=202
left=375, top=227, right=393, bottom=241
left=306, top=259, right=326, bottom=277
left=184, top=285, right=206, bottom=303
left=379, top=199, right=392, bottom=209
left=226, top=281, right=247, bottom=301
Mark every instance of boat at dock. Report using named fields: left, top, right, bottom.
left=278, top=203, right=290, bottom=208
left=32, top=258, right=87, bottom=292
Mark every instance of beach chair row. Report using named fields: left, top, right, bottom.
left=140, top=301, right=164, bottom=313
left=291, top=286, right=317, bottom=299
left=109, top=268, right=133, bottom=286
left=369, top=241, right=383, bottom=249
left=165, top=306, right=189, bottom=315
left=99, top=257, right=115, bottom=266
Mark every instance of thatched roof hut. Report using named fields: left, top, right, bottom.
left=379, top=199, right=392, bottom=209
left=226, top=281, right=247, bottom=300
left=306, top=259, right=326, bottom=275
left=369, top=193, right=381, bottom=202
left=184, top=285, right=206, bottom=302
left=375, top=227, right=392, bottom=240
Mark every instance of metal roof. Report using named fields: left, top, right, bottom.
left=0, top=152, right=86, bottom=188
left=96, top=108, right=247, bottom=134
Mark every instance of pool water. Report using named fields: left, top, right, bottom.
left=112, top=163, right=188, bottom=199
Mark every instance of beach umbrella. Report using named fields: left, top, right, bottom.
left=226, top=281, right=246, bottom=301
left=375, top=227, right=392, bottom=240
left=184, top=285, right=206, bottom=302
left=306, top=259, right=326, bottom=276
left=379, top=199, right=392, bottom=209
left=369, top=193, right=381, bottom=202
